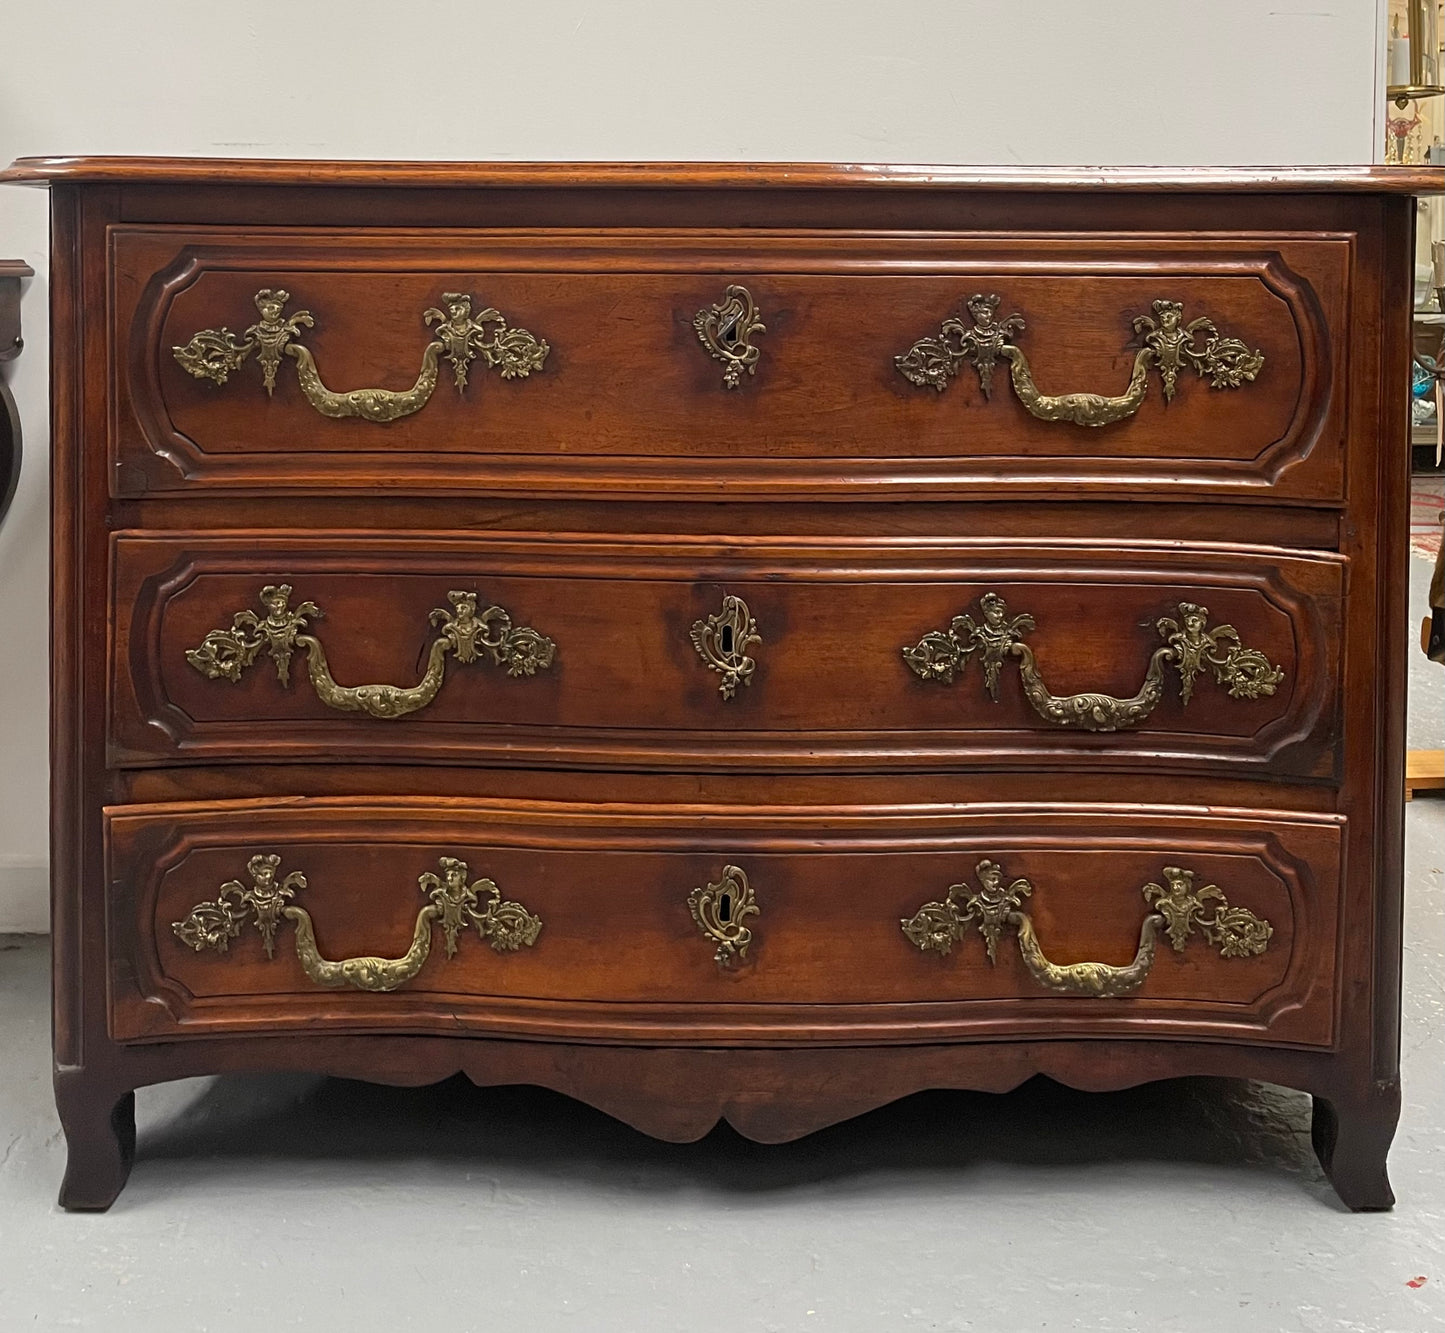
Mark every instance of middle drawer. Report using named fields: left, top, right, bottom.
left=111, top=531, right=1344, bottom=778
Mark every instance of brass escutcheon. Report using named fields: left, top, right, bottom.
left=693, top=284, right=765, bottom=388
left=688, top=865, right=759, bottom=969
left=690, top=593, right=761, bottom=701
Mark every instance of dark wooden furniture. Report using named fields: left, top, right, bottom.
left=4, top=158, right=1433, bottom=1211
left=0, top=259, right=32, bottom=527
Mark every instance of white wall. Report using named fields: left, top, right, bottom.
left=0, top=0, right=1388, bottom=931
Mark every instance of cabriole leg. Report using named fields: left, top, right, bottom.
left=1311, top=1080, right=1400, bottom=1212
left=54, top=1071, right=136, bottom=1212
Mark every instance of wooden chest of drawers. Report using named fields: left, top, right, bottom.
left=6, top=157, right=1432, bottom=1210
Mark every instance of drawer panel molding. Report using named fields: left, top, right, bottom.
left=111, top=229, right=1347, bottom=500
left=111, top=532, right=1344, bottom=778
left=105, top=797, right=1342, bottom=1048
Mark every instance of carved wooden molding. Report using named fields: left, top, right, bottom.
left=113, top=232, right=1342, bottom=502
left=105, top=797, right=1338, bottom=1048
left=109, top=532, right=1341, bottom=780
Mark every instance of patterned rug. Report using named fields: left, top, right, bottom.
left=1412, top=471, right=1444, bottom=563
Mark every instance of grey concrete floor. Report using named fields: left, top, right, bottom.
left=0, top=555, right=1441, bottom=1332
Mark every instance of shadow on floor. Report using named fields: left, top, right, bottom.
left=133, top=1071, right=1339, bottom=1206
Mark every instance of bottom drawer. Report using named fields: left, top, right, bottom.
left=106, top=797, right=1342, bottom=1048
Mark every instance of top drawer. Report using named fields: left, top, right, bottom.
left=110, top=227, right=1348, bottom=502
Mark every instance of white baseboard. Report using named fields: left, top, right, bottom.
left=0, top=858, right=48, bottom=933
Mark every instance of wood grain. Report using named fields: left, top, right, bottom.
left=16, top=159, right=1419, bottom=1210
left=5, top=157, right=1442, bottom=193
left=108, top=530, right=1344, bottom=778
left=109, top=229, right=1344, bottom=501
left=105, top=796, right=1340, bottom=1048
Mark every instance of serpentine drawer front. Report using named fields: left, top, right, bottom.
left=21, top=157, right=1424, bottom=1211
left=105, top=798, right=1341, bottom=1048
left=110, top=532, right=1342, bottom=778
left=110, top=228, right=1346, bottom=501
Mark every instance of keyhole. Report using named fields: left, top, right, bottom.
left=720, top=624, right=734, bottom=655
left=719, top=892, right=733, bottom=922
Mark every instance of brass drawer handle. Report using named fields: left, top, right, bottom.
left=895, top=294, right=1263, bottom=427
left=173, top=288, right=549, bottom=423
left=904, top=593, right=1284, bottom=733
left=185, top=583, right=556, bottom=719
left=694, top=284, right=765, bottom=388
left=690, top=593, right=761, bottom=700
left=902, top=859, right=1272, bottom=998
left=688, top=865, right=758, bottom=968
left=172, top=853, right=542, bottom=993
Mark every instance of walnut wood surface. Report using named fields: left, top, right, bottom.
left=107, top=797, right=1338, bottom=1047
left=109, top=531, right=1342, bottom=777
left=5, top=157, right=1441, bottom=192
left=22, top=160, right=1421, bottom=1211
left=111, top=229, right=1341, bottom=501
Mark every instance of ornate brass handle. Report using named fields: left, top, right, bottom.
left=185, top=584, right=556, bottom=719
left=173, top=289, right=549, bottom=423
left=902, top=859, right=1272, bottom=998
left=904, top=593, right=1284, bottom=733
left=895, top=293, right=1264, bottom=427
left=285, top=901, right=439, bottom=992
left=690, top=593, right=761, bottom=700
left=688, top=865, right=758, bottom=968
left=694, top=284, right=765, bottom=388
left=173, top=853, right=542, bottom=993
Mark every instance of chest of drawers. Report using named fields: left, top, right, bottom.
left=6, top=157, right=1432, bottom=1211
